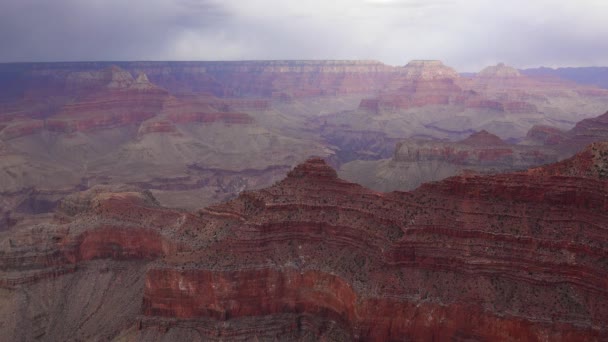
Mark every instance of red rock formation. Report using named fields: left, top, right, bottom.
left=566, top=110, right=608, bottom=147
left=160, top=96, right=255, bottom=125
left=140, top=155, right=607, bottom=340
left=379, top=60, right=466, bottom=109
left=527, top=142, right=608, bottom=179
left=192, top=60, right=399, bottom=98
left=460, top=129, right=508, bottom=146
left=526, top=125, right=567, bottom=145
left=393, top=130, right=555, bottom=167
left=50, top=69, right=169, bottom=133
left=524, top=110, right=608, bottom=156
left=477, top=63, right=522, bottom=79
left=97, top=60, right=399, bottom=98
left=2, top=151, right=608, bottom=339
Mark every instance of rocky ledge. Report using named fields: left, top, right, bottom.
left=1, top=148, right=607, bottom=340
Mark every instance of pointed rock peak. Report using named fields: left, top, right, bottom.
left=104, top=65, right=134, bottom=89
left=135, top=72, right=150, bottom=84
left=287, top=157, right=338, bottom=180
left=477, top=63, right=521, bottom=78
left=401, top=60, right=459, bottom=80
left=129, top=72, right=161, bottom=90
left=461, top=130, right=507, bottom=146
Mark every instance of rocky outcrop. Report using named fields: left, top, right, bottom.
left=477, top=63, right=522, bottom=78
left=0, top=61, right=402, bottom=101
left=379, top=60, right=465, bottom=109
left=2, top=153, right=608, bottom=340
left=526, top=125, right=568, bottom=145
left=523, top=110, right=608, bottom=156
left=0, top=187, right=186, bottom=288
left=339, top=130, right=559, bottom=192
left=45, top=67, right=170, bottom=133
left=460, top=129, right=508, bottom=146
left=565, top=111, right=608, bottom=149
left=398, top=60, right=460, bottom=80
left=527, top=141, right=608, bottom=179
left=142, top=156, right=607, bottom=340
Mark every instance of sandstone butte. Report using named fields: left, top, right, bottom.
left=360, top=60, right=608, bottom=113
left=1, top=143, right=607, bottom=341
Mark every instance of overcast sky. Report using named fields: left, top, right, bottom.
left=1, top=0, right=607, bottom=71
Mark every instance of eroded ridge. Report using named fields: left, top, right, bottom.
left=1, top=150, right=607, bottom=340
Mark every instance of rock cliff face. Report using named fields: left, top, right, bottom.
left=45, top=67, right=170, bottom=133
left=523, top=110, right=608, bottom=156
left=379, top=60, right=465, bottom=109
left=356, top=62, right=607, bottom=115
left=526, top=125, right=568, bottom=145
left=564, top=111, right=608, bottom=151
left=1, top=151, right=607, bottom=340
left=0, top=60, right=401, bottom=101
left=340, top=130, right=558, bottom=192
left=527, top=141, right=608, bottom=179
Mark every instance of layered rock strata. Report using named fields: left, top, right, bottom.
left=2, top=150, right=607, bottom=340
left=339, top=130, right=558, bottom=192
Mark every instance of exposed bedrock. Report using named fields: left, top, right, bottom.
left=140, top=154, right=608, bottom=340
left=1, top=148, right=608, bottom=340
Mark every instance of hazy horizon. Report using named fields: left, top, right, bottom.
left=1, top=0, right=608, bottom=71
left=2, top=59, right=608, bottom=74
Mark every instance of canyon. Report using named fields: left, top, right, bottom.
left=339, top=108, right=608, bottom=193
left=1, top=60, right=608, bottom=340
left=0, top=145, right=607, bottom=340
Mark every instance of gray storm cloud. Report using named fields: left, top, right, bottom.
left=0, top=0, right=607, bottom=71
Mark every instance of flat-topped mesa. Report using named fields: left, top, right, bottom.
left=477, top=63, right=522, bottom=78
left=201, top=60, right=396, bottom=73
left=460, top=130, right=508, bottom=146
left=286, top=157, right=338, bottom=180
left=400, top=60, right=460, bottom=80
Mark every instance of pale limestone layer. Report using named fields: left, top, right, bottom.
left=477, top=63, right=522, bottom=78
left=400, top=60, right=460, bottom=80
